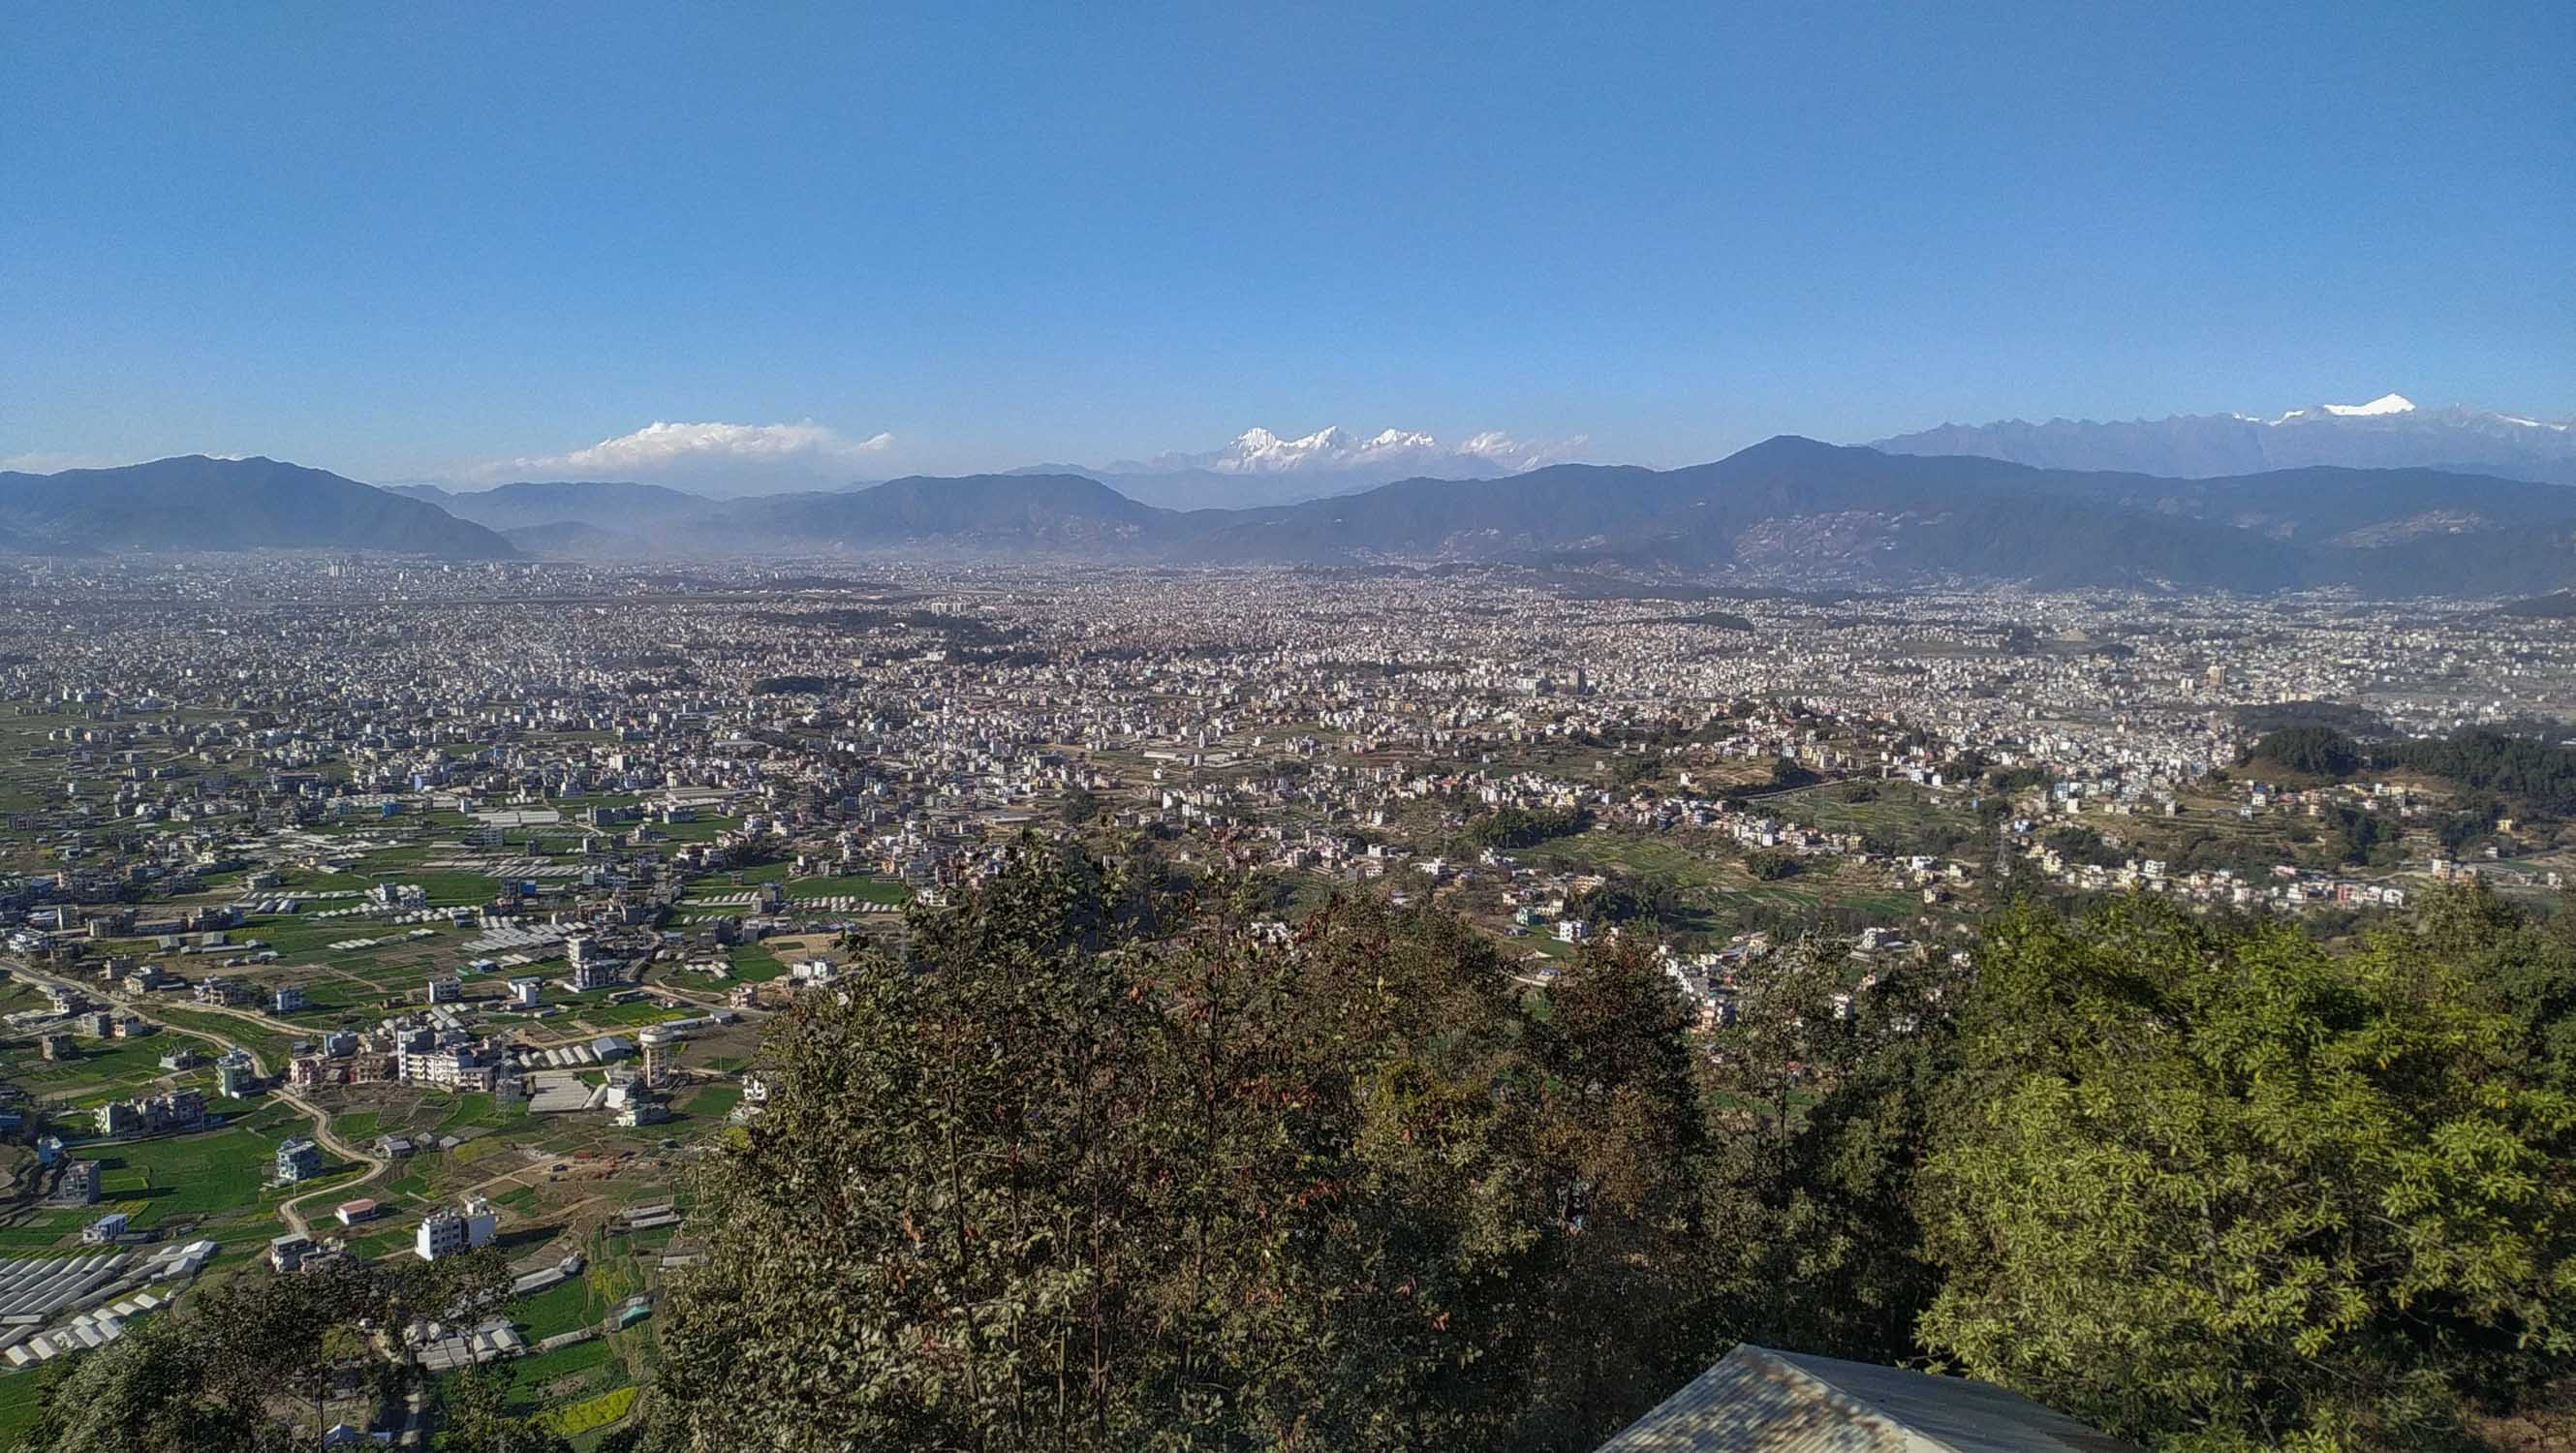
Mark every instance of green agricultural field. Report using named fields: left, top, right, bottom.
left=583, top=1242, right=649, bottom=1310
left=679, top=1084, right=740, bottom=1120
left=10, top=1035, right=181, bottom=1104
left=726, top=943, right=788, bottom=982
left=78, top=1106, right=307, bottom=1227
left=512, top=1274, right=603, bottom=1342
left=1525, top=829, right=1724, bottom=888
left=503, top=1335, right=622, bottom=1413
left=430, top=1092, right=526, bottom=1136
left=152, top=1006, right=295, bottom=1067
left=349, top=845, right=440, bottom=870
left=551, top=1383, right=640, bottom=1443
left=349, top=956, right=443, bottom=989
left=781, top=875, right=912, bottom=904
left=0, top=1210, right=100, bottom=1252
left=407, top=872, right=506, bottom=906
left=647, top=815, right=743, bottom=844
left=578, top=1001, right=685, bottom=1029
left=0, top=1368, right=44, bottom=1447
left=345, top=1223, right=418, bottom=1259
left=1768, top=780, right=1978, bottom=844
left=544, top=793, right=645, bottom=812
left=2097, top=794, right=2314, bottom=872
left=236, top=913, right=364, bottom=952
left=277, top=867, right=378, bottom=892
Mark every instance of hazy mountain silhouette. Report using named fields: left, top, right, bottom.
left=1877, top=396, right=2576, bottom=485
left=0, top=456, right=514, bottom=557
left=16, top=444, right=2572, bottom=595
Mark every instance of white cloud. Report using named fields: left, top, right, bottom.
left=483, top=420, right=894, bottom=485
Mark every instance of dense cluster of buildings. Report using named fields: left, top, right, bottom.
left=0, top=552, right=2565, bottom=1407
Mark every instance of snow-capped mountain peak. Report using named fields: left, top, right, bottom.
left=2275, top=392, right=2416, bottom=424
left=1365, top=427, right=1437, bottom=450
left=1215, top=426, right=1360, bottom=474
left=1873, top=393, right=2576, bottom=485
left=1084, top=426, right=1594, bottom=508
left=2317, top=392, right=2416, bottom=418
left=1195, top=425, right=1579, bottom=476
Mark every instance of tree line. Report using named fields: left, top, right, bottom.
left=2250, top=725, right=2576, bottom=818
left=626, top=847, right=2576, bottom=1452
left=32, top=846, right=2575, bottom=1451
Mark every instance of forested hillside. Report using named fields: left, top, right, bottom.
left=2247, top=726, right=2576, bottom=817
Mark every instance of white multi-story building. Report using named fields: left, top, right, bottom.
left=565, top=935, right=623, bottom=991
left=396, top=1041, right=501, bottom=1093
left=416, top=1194, right=498, bottom=1261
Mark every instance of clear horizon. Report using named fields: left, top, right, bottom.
left=7, top=2, right=2571, bottom=488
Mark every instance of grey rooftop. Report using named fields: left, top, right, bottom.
left=1596, top=1344, right=2139, bottom=1453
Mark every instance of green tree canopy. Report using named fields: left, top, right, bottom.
left=644, top=842, right=1713, bottom=1452
left=2246, top=726, right=2362, bottom=777
left=1695, top=935, right=1961, bottom=1367
left=1918, top=895, right=2576, bottom=1451
left=29, top=1247, right=512, bottom=1452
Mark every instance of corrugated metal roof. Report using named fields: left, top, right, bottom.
left=1594, top=1345, right=2141, bottom=1453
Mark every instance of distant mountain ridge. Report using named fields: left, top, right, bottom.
left=388, top=479, right=715, bottom=531
left=13, top=444, right=2574, bottom=598
left=1875, top=394, right=2576, bottom=485
left=424, top=474, right=1168, bottom=558
left=0, top=456, right=513, bottom=557
left=1154, top=438, right=2576, bottom=593
left=618, top=438, right=2576, bottom=595
left=715, top=474, right=1163, bottom=552
left=1015, top=425, right=1588, bottom=509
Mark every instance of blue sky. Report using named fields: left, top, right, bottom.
left=5, top=2, right=2570, bottom=485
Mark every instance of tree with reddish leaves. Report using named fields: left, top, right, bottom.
left=643, top=843, right=1714, bottom=1452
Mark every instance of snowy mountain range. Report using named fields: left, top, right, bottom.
left=1033, top=426, right=1590, bottom=509
left=1114, top=425, right=1581, bottom=478
left=1874, top=394, right=2576, bottom=484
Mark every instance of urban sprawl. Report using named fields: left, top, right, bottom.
left=1, top=555, right=2570, bottom=1438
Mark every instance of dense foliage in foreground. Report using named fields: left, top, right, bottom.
left=26, top=1247, right=530, bottom=1452
left=646, top=851, right=1711, bottom=1450
left=28, top=848, right=2572, bottom=1451
left=630, top=847, right=2576, bottom=1453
